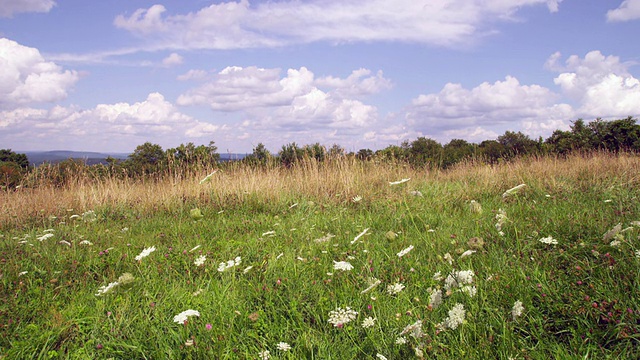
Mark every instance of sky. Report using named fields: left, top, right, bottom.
left=1, top=0, right=640, bottom=154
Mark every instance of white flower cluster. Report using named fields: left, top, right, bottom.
left=95, top=281, right=119, bottom=296
left=135, top=246, right=156, bottom=261
left=327, top=307, right=358, bottom=327
left=440, top=303, right=466, bottom=330
left=400, top=320, right=424, bottom=338
left=386, top=282, right=405, bottom=295
left=428, top=288, right=443, bottom=308
left=333, top=261, right=353, bottom=271
left=539, top=236, right=558, bottom=245
left=397, top=245, right=414, bottom=258
left=173, top=309, right=200, bottom=324
left=512, top=300, right=524, bottom=320
left=218, top=256, right=242, bottom=272
left=495, top=209, right=508, bottom=236
left=194, top=255, right=206, bottom=266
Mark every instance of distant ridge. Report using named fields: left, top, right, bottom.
left=21, top=151, right=246, bottom=166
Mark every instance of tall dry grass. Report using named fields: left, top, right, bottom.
left=2, top=152, right=639, bottom=230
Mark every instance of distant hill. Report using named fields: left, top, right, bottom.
left=22, top=151, right=246, bottom=166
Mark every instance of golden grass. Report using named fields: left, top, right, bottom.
left=2, top=152, right=639, bottom=230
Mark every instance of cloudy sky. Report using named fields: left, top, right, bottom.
left=1, top=0, right=640, bottom=154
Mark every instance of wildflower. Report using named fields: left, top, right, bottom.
left=376, top=354, right=388, bottom=360
left=460, top=285, right=477, bottom=297
left=636, top=250, right=640, bottom=258
left=194, top=255, right=206, bottom=267
left=59, top=240, right=71, bottom=247
left=18, top=271, right=28, bottom=276
left=78, top=240, right=93, bottom=246
left=69, top=214, right=81, bottom=220
left=444, top=270, right=475, bottom=290
left=603, top=223, right=622, bottom=242
left=409, top=190, right=423, bottom=197
left=276, top=342, right=291, bottom=351
left=495, top=209, right=508, bottom=232
left=95, top=281, right=119, bottom=296
left=387, top=283, right=405, bottom=295
left=469, top=200, right=482, bottom=214
left=610, top=240, right=621, bottom=247
left=328, top=307, right=358, bottom=327
left=243, top=265, right=253, bottom=274
left=184, top=339, right=194, bottom=346
left=401, top=320, right=424, bottom=338
left=397, top=245, right=414, bottom=258
left=258, top=350, right=270, bottom=360
left=512, top=300, right=524, bottom=320
left=314, top=233, right=335, bottom=243
left=218, top=256, right=242, bottom=272
left=189, top=245, right=201, bottom=252
left=502, top=184, right=526, bottom=199
left=428, top=289, right=443, bottom=308
left=351, top=228, right=369, bottom=244
left=276, top=253, right=283, bottom=260
left=460, top=250, right=476, bottom=258
left=352, top=195, right=362, bottom=203
left=361, top=278, right=382, bottom=294
left=193, top=289, right=204, bottom=296
left=539, top=236, right=558, bottom=245
left=173, top=309, right=200, bottom=324
left=361, top=317, right=376, bottom=328
left=262, top=230, right=276, bottom=236
left=82, top=210, right=97, bottom=222
left=414, top=347, right=424, bottom=357
left=442, top=303, right=466, bottom=330
left=333, top=261, right=353, bottom=271
left=395, top=336, right=407, bottom=345
left=121, top=227, right=129, bottom=232
left=389, top=178, right=410, bottom=185
left=135, top=246, right=156, bottom=261
left=117, top=272, right=135, bottom=286
left=433, top=271, right=443, bottom=281
left=443, top=253, right=453, bottom=265
left=37, top=233, right=54, bottom=242
left=199, top=170, right=218, bottom=184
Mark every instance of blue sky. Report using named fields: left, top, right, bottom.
left=1, top=0, right=639, bottom=154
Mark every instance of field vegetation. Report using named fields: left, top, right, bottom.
left=1, top=151, right=640, bottom=359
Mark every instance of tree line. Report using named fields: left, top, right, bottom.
left=1, top=117, right=639, bottom=189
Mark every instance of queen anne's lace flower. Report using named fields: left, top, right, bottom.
left=397, top=245, right=414, bottom=258
left=386, top=282, right=405, bottom=295
left=135, top=246, right=156, bottom=261
left=328, top=307, right=358, bottom=327
left=276, top=342, right=291, bottom=351
left=333, top=261, right=353, bottom=271
left=512, top=300, right=524, bottom=320
left=539, top=236, right=558, bottom=245
left=173, top=309, right=200, bottom=324
left=442, top=303, right=466, bottom=330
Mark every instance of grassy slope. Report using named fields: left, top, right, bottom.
left=1, top=154, right=639, bottom=359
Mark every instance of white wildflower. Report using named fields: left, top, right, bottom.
left=69, top=214, right=81, bottom=220
left=314, top=233, right=335, bottom=243
left=433, top=271, right=443, bottom=281
left=352, top=195, right=362, bottom=203
left=428, top=289, right=443, bottom=308
left=495, top=209, right=508, bottom=232
left=469, top=200, right=482, bottom=214
left=502, top=184, right=526, bottom=199
left=37, top=233, right=54, bottom=242
left=173, top=309, right=200, bottom=324
left=361, top=317, right=376, bottom=328
left=636, top=250, right=640, bottom=258
left=262, top=230, right=276, bottom=237
left=361, top=278, right=382, bottom=294
left=397, top=245, right=414, bottom=258
left=82, top=210, right=97, bottom=222
left=389, top=178, right=410, bottom=186
left=610, top=240, right=621, bottom=247
left=444, top=253, right=453, bottom=265
left=328, top=307, right=358, bottom=327
left=351, top=228, right=369, bottom=244
left=386, top=283, right=405, bottom=295
left=95, top=281, right=119, bottom=296
left=258, top=350, right=270, bottom=360
left=395, top=336, right=407, bottom=345
left=199, top=170, right=218, bottom=184
left=333, top=261, right=354, bottom=271
left=58, top=240, right=71, bottom=247
left=194, top=255, right=206, bottom=267
left=192, top=289, right=204, bottom=296
left=18, top=271, right=28, bottom=276
left=243, top=266, right=253, bottom=274
left=134, top=246, right=156, bottom=261
left=512, top=300, right=524, bottom=321
left=460, top=249, right=476, bottom=258
left=539, top=236, right=558, bottom=245
left=189, top=245, right=201, bottom=252
left=276, top=253, right=283, bottom=260
left=603, top=223, right=622, bottom=242
left=376, top=354, right=388, bottom=360
left=442, top=303, right=466, bottom=330
left=401, top=320, right=424, bottom=338
left=78, top=240, right=93, bottom=246
left=409, top=190, right=423, bottom=197
left=460, top=285, right=477, bottom=297
left=276, top=342, right=291, bottom=351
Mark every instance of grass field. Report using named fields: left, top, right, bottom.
left=1, top=154, right=640, bottom=359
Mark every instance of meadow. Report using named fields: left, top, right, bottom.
left=1, top=153, right=639, bottom=359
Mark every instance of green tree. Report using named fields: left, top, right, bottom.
left=478, top=140, right=505, bottom=163
left=356, top=148, right=374, bottom=161
left=408, top=137, right=443, bottom=168
left=126, top=142, right=166, bottom=176
left=442, top=139, right=475, bottom=168
left=497, top=131, right=539, bottom=158
left=0, top=149, right=29, bottom=169
left=278, top=142, right=304, bottom=167
left=302, top=143, right=326, bottom=162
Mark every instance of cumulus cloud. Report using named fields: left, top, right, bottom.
left=0, top=0, right=55, bottom=18
left=0, top=93, right=222, bottom=152
left=161, top=53, right=183, bottom=67
left=607, top=0, right=640, bottom=22
left=112, top=0, right=562, bottom=50
left=177, top=65, right=389, bottom=136
left=550, top=51, right=640, bottom=117
left=404, top=75, right=574, bottom=142
left=0, top=38, right=80, bottom=109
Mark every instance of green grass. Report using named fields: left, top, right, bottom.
left=1, top=160, right=640, bottom=359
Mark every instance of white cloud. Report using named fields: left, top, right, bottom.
left=0, top=38, right=80, bottom=109
left=177, top=69, right=208, bottom=81
left=405, top=75, right=574, bottom=141
left=0, top=93, right=223, bottom=152
left=316, top=69, right=393, bottom=98
left=607, top=0, right=640, bottom=22
left=162, top=53, right=183, bottom=67
left=112, top=0, right=562, bottom=50
left=0, top=0, right=55, bottom=18
left=551, top=51, right=640, bottom=117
